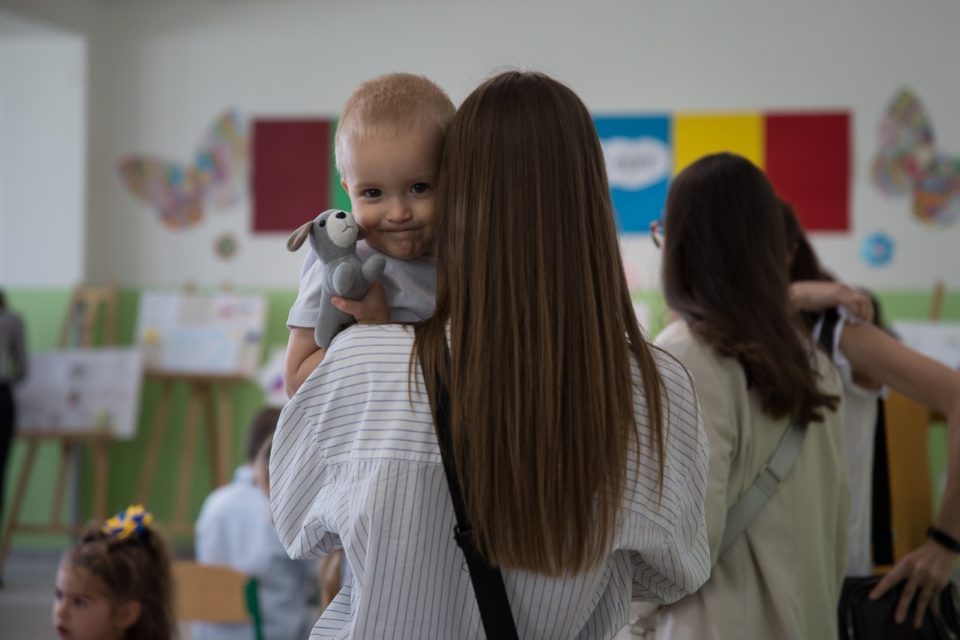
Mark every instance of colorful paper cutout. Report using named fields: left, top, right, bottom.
left=872, top=89, right=960, bottom=227
left=118, top=111, right=247, bottom=231
left=861, top=231, right=894, bottom=267
left=214, top=233, right=237, bottom=260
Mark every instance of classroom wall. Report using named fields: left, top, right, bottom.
left=0, top=9, right=86, bottom=287
left=4, top=0, right=960, bottom=290
left=2, top=0, right=959, bottom=549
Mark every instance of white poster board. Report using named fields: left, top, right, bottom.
left=135, top=291, right=266, bottom=377
left=892, top=321, right=960, bottom=370
left=16, top=348, right=145, bottom=439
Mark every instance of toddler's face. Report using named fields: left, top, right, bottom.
left=52, top=564, right=119, bottom=640
left=340, top=128, right=440, bottom=259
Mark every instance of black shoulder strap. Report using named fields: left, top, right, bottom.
left=420, top=348, right=519, bottom=639
left=817, top=307, right=842, bottom=356
left=871, top=397, right=894, bottom=566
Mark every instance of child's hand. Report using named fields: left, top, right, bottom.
left=331, top=282, right=390, bottom=324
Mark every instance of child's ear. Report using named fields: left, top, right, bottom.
left=340, top=178, right=349, bottom=195
left=113, top=600, right=142, bottom=633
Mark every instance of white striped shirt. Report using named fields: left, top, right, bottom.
left=270, top=324, right=710, bottom=639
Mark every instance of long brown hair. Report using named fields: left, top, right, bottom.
left=63, top=518, right=175, bottom=640
left=661, top=153, right=837, bottom=424
left=415, top=71, right=665, bottom=576
left=780, top=199, right=837, bottom=331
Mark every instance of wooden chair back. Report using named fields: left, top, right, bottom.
left=883, top=390, right=934, bottom=562
left=172, top=561, right=253, bottom=624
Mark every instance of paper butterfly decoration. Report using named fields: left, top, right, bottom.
left=118, top=110, right=247, bottom=231
left=871, top=89, right=960, bottom=226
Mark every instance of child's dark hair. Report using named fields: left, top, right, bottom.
left=63, top=509, right=175, bottom=640
left=245, top=406, right=281, bottom=462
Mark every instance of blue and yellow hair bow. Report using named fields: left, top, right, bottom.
left=102, top=504, right=154, bottom=541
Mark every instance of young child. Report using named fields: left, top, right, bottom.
left=194, top=406, right=317, bottom=640
left=284, top=72, right=455, bottom=396
left=53, top=505, right=173, bottom=640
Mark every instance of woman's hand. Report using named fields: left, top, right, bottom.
left=331, top=282, right=390, bottom=324
left=869, top=540, right=959, bottom=627
left=789, top=281, right=874, bottom=323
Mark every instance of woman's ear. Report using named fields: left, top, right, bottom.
left=113, top=600, right=142, bottom=633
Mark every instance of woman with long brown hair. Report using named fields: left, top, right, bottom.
left=644, top=152, right=848, bottom=639
left=270, top=71, right=710, bottom=638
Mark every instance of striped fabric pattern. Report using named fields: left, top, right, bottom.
left=270, top=324, right=710, bottom=639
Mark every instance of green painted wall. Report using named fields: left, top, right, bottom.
left=3, top=288, right=296, bottom=550
left=2, top=287, right=958, bottom=551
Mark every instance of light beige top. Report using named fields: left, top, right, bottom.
left=646, top=320, right=849, bottom=640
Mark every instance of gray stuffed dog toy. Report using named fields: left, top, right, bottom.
left=287, top=209, right=386, bottom=348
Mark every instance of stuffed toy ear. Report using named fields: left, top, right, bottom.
left=286, top=221, right=312, bottom=251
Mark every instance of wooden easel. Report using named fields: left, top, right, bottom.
left=0, top=285, right=118, bottom=573
left=133, top=282, right=254, bottom=535
left=136, top=370, right=241, bottom=535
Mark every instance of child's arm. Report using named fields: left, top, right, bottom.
left=789, top=280, right=874, bottom=323
left=285, top=283, right=389, bottom=398
left=285, top=328, right=326, bottom=398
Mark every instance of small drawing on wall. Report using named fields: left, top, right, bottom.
left=118, top=110, right=248, bottom=231
left=214, top=233, right=237, bottom=260
left=871, top=89, right=960, bottom=227
left=860, top=231, right=894, bottom=268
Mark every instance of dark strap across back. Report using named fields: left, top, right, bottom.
left=420, top=347, right=519, bottom=639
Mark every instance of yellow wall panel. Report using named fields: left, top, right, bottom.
left=672, top=113, right=765, bottom=175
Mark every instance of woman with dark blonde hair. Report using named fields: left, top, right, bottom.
left=644, top=152, right=848, bottom=639
left=271, top=71, right=710, bottom=638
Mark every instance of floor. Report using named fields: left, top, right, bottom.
left=1, top=551, right=59, bottom=640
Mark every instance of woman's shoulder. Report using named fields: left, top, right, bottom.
left=300, top=324, right=417, bottom=391
left=811, top=344, right=844, bottom=398
left=654, top=319, right=739, bottom=384
left=325, top=323, right=417, bottom=356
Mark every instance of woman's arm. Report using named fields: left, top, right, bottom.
left=838, top=321, right=960, bottom=627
